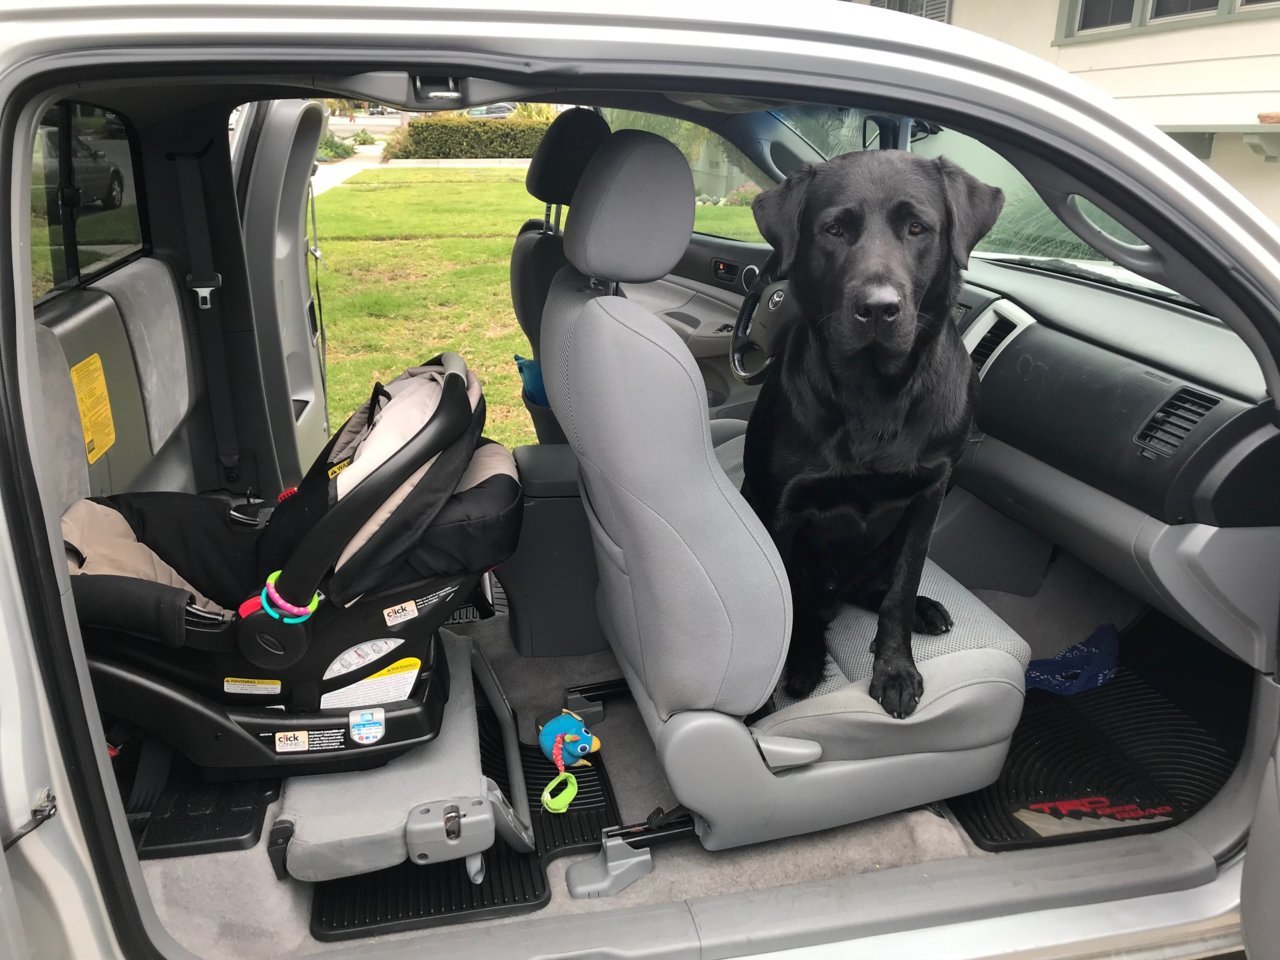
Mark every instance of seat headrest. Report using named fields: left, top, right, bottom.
left=564, top=129, right=695, bottom=284
left=524, top=107, right=611, bottom=205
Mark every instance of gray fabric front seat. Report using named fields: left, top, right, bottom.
left=542, top=129, right=1030, bottom=850
left=510, top=108, right=610, bottom=444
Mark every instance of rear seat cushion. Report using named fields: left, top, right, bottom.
left=753, top=559, right=1030, bottom=763
left=35, top=326, right=91, bottom=515
left=90, top=260, right=194, bottom=454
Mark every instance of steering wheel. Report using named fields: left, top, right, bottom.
left=730, top=251, right=800, bottom=385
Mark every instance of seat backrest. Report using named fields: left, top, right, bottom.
left=542, top=130, right=791, bottom=721
left=509, top=107, right=609, bottom=358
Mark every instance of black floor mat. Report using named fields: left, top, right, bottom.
left=949, top=613, right=1252, bottom=851
left=114, top=744, right=279, bottom=859
left=310, top=702, right=620, bottom=941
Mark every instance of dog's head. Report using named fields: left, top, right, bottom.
left=753, top=151, right=1004, bottom=357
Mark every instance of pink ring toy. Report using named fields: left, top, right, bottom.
left=265, top=571, right=315, bottom=619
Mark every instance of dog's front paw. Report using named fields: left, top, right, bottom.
left=784, top=657, right=827, bottom=700
left=869, top=656, right=924, bottom=718
left=913, top=595, right=953, bottom=635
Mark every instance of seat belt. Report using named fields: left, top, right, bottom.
left=307, top=175, right=327, bottom=399
left=174, top=151, right=241, bottom=486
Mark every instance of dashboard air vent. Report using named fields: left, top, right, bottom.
left=970, top=315, right=1016, bottom=369
left=1134, top=387, right=1220, bottom=458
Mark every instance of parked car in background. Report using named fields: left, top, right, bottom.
left=463, top=101, right=516, bottom=119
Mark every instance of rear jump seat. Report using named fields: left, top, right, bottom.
left=36, top=257, right=201, bottom=517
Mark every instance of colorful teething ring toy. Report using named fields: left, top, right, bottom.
left=260, top=570, right=319, bottom=624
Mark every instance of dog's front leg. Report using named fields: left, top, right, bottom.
left=868, top=478, right=948, bottom=718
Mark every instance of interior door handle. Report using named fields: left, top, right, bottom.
left=712, top=259, right=740, bottom=284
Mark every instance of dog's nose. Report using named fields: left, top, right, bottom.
left=853, top=286, right=901, bottom=325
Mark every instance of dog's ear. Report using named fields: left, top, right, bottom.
left=936, top=157, right=1005, bottom=269
left=753, top=164, right=816, bottom=276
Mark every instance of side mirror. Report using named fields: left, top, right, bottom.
left=93, top=149, right=106, bottom=160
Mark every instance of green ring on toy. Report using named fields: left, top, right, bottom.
left=541, top=772, right=578, bottom=814
left=262, top=570, right=319, bottom=624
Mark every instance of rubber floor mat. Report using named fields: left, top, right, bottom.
left=310, top=699, right=620, bottom=940
left=113, top=742, right=279, bottom=860
left=949, top=613, right=1251, bottom=851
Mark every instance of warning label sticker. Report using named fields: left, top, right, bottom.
left=327, top=457, right=352, bottom=480
left=224, top=677, right=281, bottom=695
left=320, top=657, right=421, bottom=710
left=70, top=353, right=116, bottom=464
left=349, top=707, right=386, bottom=745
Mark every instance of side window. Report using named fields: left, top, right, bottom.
left=600, top=109, right=768, bottom=243
left=30, top=102, right=143, bottom=301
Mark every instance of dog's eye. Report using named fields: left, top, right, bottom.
left=824, top=223, right=843, bottom=237
left=908, top=221, right=928, bottom=236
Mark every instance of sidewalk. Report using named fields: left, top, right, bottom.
left=312, top=145, right=531, bottom=196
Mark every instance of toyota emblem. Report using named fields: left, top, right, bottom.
left=768, top=290, right=786, bottom=311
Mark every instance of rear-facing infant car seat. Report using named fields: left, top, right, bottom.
left=67, top=353, right=522, bottom=778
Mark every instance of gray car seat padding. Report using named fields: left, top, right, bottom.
left=545, top=293, right=791, bottom=720
left=278, top=631, right=484, bottom=882
left=89, top=259, right=193, bottom=454
left=564, top=130, right=695, bottom=284
left=756, top=558, right=1029, bottom=762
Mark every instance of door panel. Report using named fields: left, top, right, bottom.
left=1243, top=746, right=1280, bottom=958
left=238, top=99, right=328, bottom=483
left=624, top=233, right=773, bottom=421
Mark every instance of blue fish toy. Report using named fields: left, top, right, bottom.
left=538, top=709, right=601, bottom=768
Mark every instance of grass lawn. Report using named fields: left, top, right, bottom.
left=314, top=166, right=761, bottom=449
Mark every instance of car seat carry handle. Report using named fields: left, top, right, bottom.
left=272, top=373, right=473, bottom=606
left=71, top=574, right=230, bottom=651
left=439, top=351, right=467, bottom=382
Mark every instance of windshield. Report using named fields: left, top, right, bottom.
left=771, top=105, right=1192, bottom=307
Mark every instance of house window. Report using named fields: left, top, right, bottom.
left=1078, top=0, right=1136, bottom=28
left=1150, top=0, right=1216, bottom=17
left=869, top=0, right=952, bottom=23
left=1062, top=0, right=1280, bottom=39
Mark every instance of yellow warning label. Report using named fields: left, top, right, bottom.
left=224, top=677, right=282, bottom=695
left=70, top=353, right=115, bottom=465
left=327, top=458, right=352, bottom=480
left=318, top=657, right=420, bottom=710
left=366, top=657, right=420, bottom=681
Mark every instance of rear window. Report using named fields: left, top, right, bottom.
left=31, top=102, right=144, bottom=301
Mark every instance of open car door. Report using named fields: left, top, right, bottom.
left=1243, top=743, right=1280, bottom=957
left=235, top=98, right=329, bottom=483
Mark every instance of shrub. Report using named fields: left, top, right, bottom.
left=381, top=115, right=550, bottom=161
left=350, top=128, right=376, bottom=146
left=316, top=131, right=356, bottom=163
left=723, top=181, right=761, bottom=207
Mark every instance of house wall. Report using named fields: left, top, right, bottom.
left=947, top=0, right=1280, bottom=224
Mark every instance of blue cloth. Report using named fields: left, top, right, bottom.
left=515, top=354, right=548, bottom=408
left=1026, top=624, right=1119, bottom=695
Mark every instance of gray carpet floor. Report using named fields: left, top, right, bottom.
left=973, top=551, right=1147, bottom=661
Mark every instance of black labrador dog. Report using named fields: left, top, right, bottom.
left=742, top=150, right=1004, bottom=717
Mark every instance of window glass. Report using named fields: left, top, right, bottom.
left=1150, top=0, right=1216, bottom=16
left=30, top=102, right=143, bottom=302
left=774, top=104, right=873, bottom=158
left=1078, top=0, right=1135, bottom=28
left=600, top=109, right=767, bottom=243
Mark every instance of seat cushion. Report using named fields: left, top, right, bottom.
left=752, top=559, right=1030, bottom=763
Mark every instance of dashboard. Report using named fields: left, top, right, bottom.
left=957, top=259, right=1278, bottom=528
left=948, top=258, right=1280, bottom=672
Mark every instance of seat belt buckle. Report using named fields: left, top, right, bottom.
left=187, top=272, right=222, bottom=311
